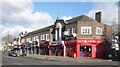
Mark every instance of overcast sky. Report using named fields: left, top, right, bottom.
left=0, top=0, right=119, bottom=45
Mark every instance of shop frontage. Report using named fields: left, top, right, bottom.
left=65, top=38, right=103, bottom=58
left=39, top=41, right=49, bottom=55
left=65, top=38, right=76, bottom=58
left=31, top=41, right=39, bottom=54
left=49, top=42, right=63, bottom=56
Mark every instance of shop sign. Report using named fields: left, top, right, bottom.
left=50, top=42, right=59, bottom=46
left=65, top=40, right=76, bottom=45
left=78, top=38, right=102, bottom=44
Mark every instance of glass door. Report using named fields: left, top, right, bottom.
left=80, top=46, right=92, bottom=57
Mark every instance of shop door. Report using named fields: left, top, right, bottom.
left=80, top=46, right=92, bottom=57
left=67, top=46, right=75, bottom=57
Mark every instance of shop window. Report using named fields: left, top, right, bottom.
left=80, top=46, right=92, bottom=57
left=96, top=27, right=102, bottom=35
left=81, top=26, right=91, bottom=35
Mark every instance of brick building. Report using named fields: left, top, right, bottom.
left=21, top=12, right=112, bottom=58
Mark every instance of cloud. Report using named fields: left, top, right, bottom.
left=86, top=2, right=118, bottom=25
left=61, top=16, right=72, bottom=21
left=0, top=0, right=53, bottom=42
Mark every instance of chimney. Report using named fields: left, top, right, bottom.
left=95, top=11, right=102, bottom=23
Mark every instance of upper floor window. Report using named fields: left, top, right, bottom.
left=40, top=34, right=49, bottom=41
left=40, top=35, right=43, bottom=41
left=96, top=27, right=102, bottom=35
left=72, top=28, right=76, bottom=35
left=26, top=38, right=29, bottom=42
left=32, top=36, right=36, bottom=41
left=46, top=34, right=49, bottom=41
left=42, top=35, right=45, bottom=40
left=28, top=38, right=31, bottom=42
left=67, top=29, right=70, bottom=36
left=35, top=36, right=38, bottom=41
left=81, top=26, right=91, bottom=35
left=21, top=39, right=25, bottom=43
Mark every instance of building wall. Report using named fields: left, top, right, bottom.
left=66, top=22, right=77, bottom=35
left=76, top=19, right=112, bottom=40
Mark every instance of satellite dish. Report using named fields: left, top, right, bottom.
left=73, top=33, right=76, bottom=37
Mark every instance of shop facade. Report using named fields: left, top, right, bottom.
left=49, top=42, right=63, bottom=56
left=65, top=38, right=103, bottom=58
left=39, top=41, right=49, bottom=55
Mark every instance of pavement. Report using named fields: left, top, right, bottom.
left=25, top=54, right=114, bottom=63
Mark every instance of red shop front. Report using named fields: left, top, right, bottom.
left=49, top=42, right=63, bottom=56
left=65, top=38, right=103, bottom=58
left=39, top=41, right=49, bottom=55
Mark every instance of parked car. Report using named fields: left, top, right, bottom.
left=8, top=50, right=17, bottom=57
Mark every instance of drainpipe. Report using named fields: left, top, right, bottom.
left=62, top=41, right=66, bottom=57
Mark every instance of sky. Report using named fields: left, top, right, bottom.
left=0, top=0, right=119, bottom=46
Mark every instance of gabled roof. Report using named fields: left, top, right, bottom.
left=65, top=15, right=97, bottom=24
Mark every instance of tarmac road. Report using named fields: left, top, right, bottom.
left=2, top=54, right=120, bottom=66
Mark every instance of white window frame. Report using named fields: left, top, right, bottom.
left=46, top=34, right=49, bottom=41
left=43, top=34, right=45, bottom=40
left=32, top=36, right=35, bottom=41
left=96, top=27, right=102, bottom=35
left=72, top=28, right=75, bottom=35
left=28, top=38, right=31, bottom=42
left=81, top=26, right=91, bottom=35
left=40, top=35, right=42, bottom=41
left=21, top=39, right=25, bottom=43
left=26, top=38, right=29, bottom=42
left=67, top=29, right=70, bottom=36
left=35, top=36, right=38, bottom=41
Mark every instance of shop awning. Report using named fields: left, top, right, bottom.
left=40, top=41, right=49, bottom=48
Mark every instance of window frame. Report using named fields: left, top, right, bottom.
left=81, top=26, right=92, bottom=35
left=72, top=28, right=76, bottom=35
left=46, top=34, right=49, bottom=41
left=96, top=27, right=102, bottom=35
left=67, top=29, right=70, bottom=36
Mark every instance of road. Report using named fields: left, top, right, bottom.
left=2, top=54, right=120, bottom=66
left=2, top=54, right=84, bottom=65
